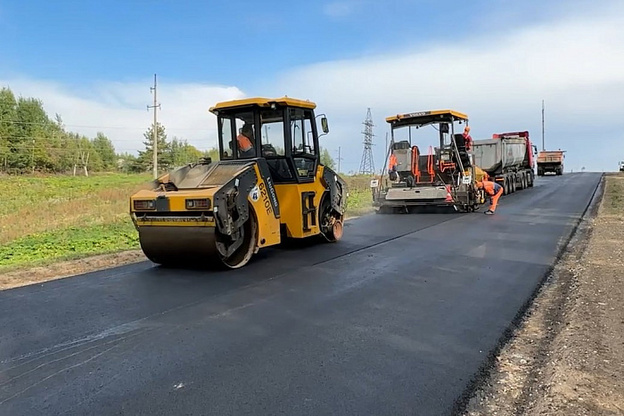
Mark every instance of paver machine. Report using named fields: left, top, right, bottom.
left=129, top=97, right=348, bottom=269
left=371, top=110, right=485, bottom=213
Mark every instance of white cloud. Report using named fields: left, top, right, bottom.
left=265, top=3, right=624, bottom=173
left=0, top=77, right=245, bottom=154
left=2, top=2, right=623, bottom=173
left=323, top=1, right=357, bottom=18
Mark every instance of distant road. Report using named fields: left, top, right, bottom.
left=0, top=173, right=602, bottom=416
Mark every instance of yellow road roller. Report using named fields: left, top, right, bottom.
left=129, top=97, right=348, bottom=269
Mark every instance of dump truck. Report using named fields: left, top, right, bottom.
left=371, top=110, right=485, bottom=213
left=537, top=150, right=565, bottom=176
left=129, top=97, right=347, bottom=269
left=472, top=131, right=537, bottom=195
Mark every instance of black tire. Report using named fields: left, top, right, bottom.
left=217, top=213, right=258, bottom=269
left=319, top=192, right=344, bottom=242
left=406, top=175, right=414, bottom=188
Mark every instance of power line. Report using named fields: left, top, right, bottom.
left=0, top=116, right=213, bottom=131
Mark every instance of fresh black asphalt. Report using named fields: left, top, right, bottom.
left=0, top=172, right=602, bottom=416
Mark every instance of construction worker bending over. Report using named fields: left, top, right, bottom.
left=476, top=179, right=503, bottom=215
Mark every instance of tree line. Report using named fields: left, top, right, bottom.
left=0, top=87, right=217, bottom=175
left=0, top=86, right=336, bottom=175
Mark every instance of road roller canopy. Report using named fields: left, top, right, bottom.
left=209, top=97, right=317, bottom=113
left=385, top=110, right=468, bottom=129
left=209, top=96, right=330, bottom=184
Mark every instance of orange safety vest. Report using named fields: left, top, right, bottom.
left=463, top=132, right=473, bottom=150
left=482, top=180, right=502, bottom=195
left=388, top=153, right=397, bottom=170
left=237, top=134, right=253, bottom=152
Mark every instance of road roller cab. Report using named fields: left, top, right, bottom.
left=130, top=97, right=347, bottom=269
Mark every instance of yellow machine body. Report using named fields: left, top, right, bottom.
left=130, top=97, right=348, bottom=269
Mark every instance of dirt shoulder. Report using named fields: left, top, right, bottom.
left=461, top=173, right=624, bottom=415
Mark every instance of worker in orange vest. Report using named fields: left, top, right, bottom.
left=463, top=126, right=473, bottom=151
left=476, top=179, right=503, bottom=215
left=388, top=152, right=398, bottom=181
left=237, top=124, right=255, bottom=158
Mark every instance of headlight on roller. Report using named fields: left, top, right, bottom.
left=186, top=198, right=211, bottom=209
left=133, top=200, right=155, bottom=210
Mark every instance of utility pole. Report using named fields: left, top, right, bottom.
left=148, top=74, right=161, bottom=179
left=31, top=139, right=35, bottom=173
left=336, top=146, right=344, bottom=173
left=541, top=99, right=545, bottom=151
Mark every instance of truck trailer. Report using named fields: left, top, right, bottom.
left=537, top=150, right=565, bottom=176
left=472, top=131, right=537, bottom=195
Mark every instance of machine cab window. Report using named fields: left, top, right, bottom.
left=219, top=112, right=257, bottom=160
left=289, top=108, right=317, bottom=182
left=260, top=108, right=294, bottom=182
left=215, top=100, right=322, bottom=184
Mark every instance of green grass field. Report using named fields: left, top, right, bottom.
left=603, top=172, right=624, bottom=215
left=0, top=172, right=375, bottom=271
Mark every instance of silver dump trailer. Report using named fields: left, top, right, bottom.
left=472, top=131, right=536, bottom=195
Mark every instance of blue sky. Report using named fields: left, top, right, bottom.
left=1, top=0, right=623, bottom=173
left=1, top=0, right=499, bottom=85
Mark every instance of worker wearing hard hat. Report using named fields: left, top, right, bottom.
left=476, top=179, right=503, bottom=215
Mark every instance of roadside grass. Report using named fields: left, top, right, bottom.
left=603, top=172, right=624, bottom=215
left=0, top=223, right=139, bottom=270
left=344, top=174, right=376, bottom=217
left=0, top=173, right=151, bottom=271
left=0, top=171, right=376, bottom=272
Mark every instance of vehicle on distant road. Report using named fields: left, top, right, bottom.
left=536, top=150, right=565, bottom=176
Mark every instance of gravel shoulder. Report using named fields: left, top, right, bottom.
left=462, top=173, right=624, bottom=415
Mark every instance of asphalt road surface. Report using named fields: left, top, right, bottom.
left=0, top=172, right=602, bottom=416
